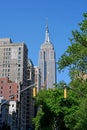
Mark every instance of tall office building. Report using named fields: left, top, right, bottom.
left=0, top=38, right=28, bottom=84
left=0, top=38, right=28, bottom=130
left=38, top=25, right=56, bottom=89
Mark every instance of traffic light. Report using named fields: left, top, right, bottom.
left=33, top=87, right=37, bottom=97
left=64, top=87, right=67, bottom=99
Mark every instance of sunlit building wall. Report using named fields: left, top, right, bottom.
left=38, top=25, right=56, bottom=89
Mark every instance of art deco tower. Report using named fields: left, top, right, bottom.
left=38, top=24, right=56, bottom=89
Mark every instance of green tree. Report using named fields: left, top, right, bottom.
left=58, top=12, right=87, bottom=80
left=33, top=88, right=79, bottom=130
left=74, top=98, right=87, bottom=130
left=57, top=12, right=87, bottom=130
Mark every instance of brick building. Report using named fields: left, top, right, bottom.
left=0, top=77, right=19, bottom=101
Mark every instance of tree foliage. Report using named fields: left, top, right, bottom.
left=58, top=12, right=87, bottom=80
left=57, top=12, right=87, bottom=130
left=32, top=88, right=80, bottom=130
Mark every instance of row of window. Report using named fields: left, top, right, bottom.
left=3, top=47, right=22, bottom=51
left=40, top=50, right=54, bottom=59
left=0, top=85, right=15, bottom=89
left=0, top=91, right=18, bottom=98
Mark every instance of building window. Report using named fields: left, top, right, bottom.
left=9, top=90, right=11, bottom=93
left=6, top=48, right=8, bottom=51
left=8, top=69, right=10, bottom=72
left=1, top=81, right=4, bottom=84
left=44, top=51, right=46, bottom=59
left=12, top=104, right=14, bottom=107
left=9, top=48, right=11, bottom=51
left=40, top=52, right=42, bottom=59
left=2, top=74, right=4, bottom=77
left=18, top=72, right=20, bottom=76
left=9, top=86, right=11, bottom=89
left=9, top=52, right=11, bottom=55
left=8, top=64, right=10, bottom=67
left=1, top=86, right=3, bottom=89
left=18, top=56, right=21, bottom=59
left=18, top=47, right=21, bottom=50
left=18, top=68, right=20, bottom=71
left=18, top=51, right=21, bottom=54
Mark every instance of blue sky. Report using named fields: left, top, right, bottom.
left=0, top=0, right=87, bottom=83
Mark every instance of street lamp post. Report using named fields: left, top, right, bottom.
left=0, top=83, right=37, bottom=111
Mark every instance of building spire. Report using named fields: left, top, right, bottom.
left=45, top=22, right=50, bottom=43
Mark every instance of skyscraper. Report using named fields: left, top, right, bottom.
left=0, top=38, right=28, bottom=129
left=38, top=24, right=56, bottom=89
left=0, top=38, right=28, bottom=84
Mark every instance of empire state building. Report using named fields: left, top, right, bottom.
left=38, top=24, right=56, bottom=89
